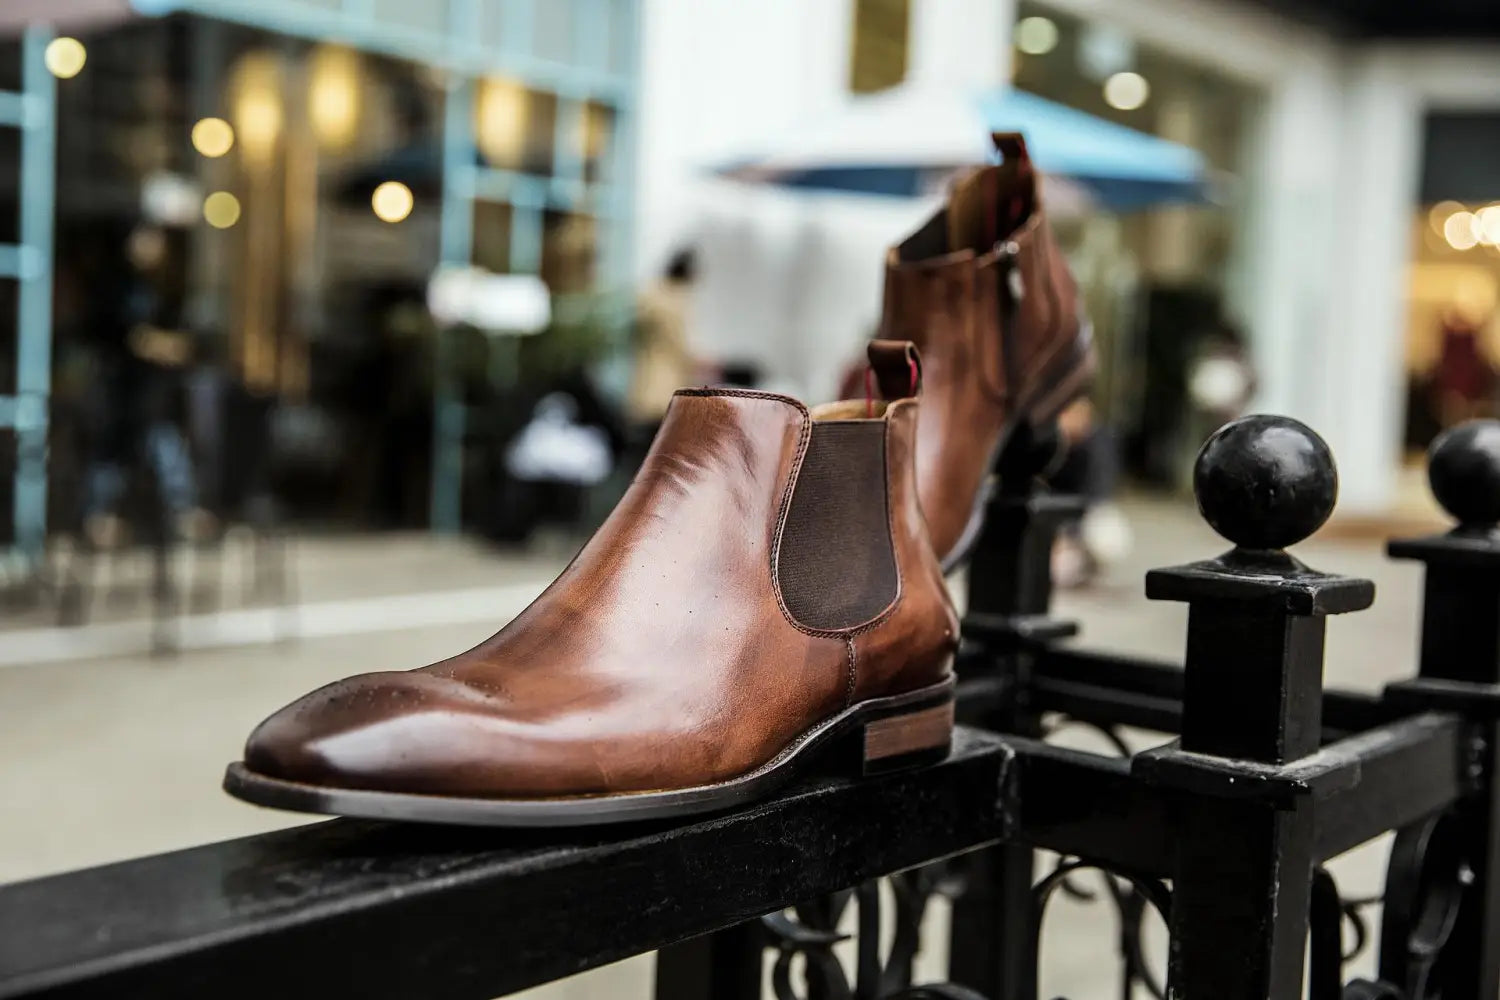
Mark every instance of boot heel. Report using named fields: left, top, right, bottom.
left=861, top=698, right=955, bottom=775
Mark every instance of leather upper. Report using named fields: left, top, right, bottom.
left=879, top=155, right=1088, bottom=565
left=245, top=385, right=958, bottom=799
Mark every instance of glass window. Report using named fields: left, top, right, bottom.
left=848, top=0, right=909, bottom=94
left=541, top=209, right=595, bottom=294
left=1403, top=115, right=1500, bottom=450
left=581, top=100, right=614, bottom=185
left=474, top=79, right=556, bottom=176
left=0, top=37, right=21, bottom=94
left=0, top=127, right=18, bottom=246
left=521, top=89, right=557, bottom=175
left=472, top=199, right=514, bottom=273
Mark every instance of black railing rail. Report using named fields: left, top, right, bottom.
left=0, top=728, right=1009, bottom=1000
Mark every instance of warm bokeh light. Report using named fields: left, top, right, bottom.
left=191, top=117, right=235, bottom=158
left=371, top=181, right=414, bottom=223
left=1478, top=205, right=1500, bottom=245
left=1015, top=16, right=1059, bottom=55
left=475, top=77, right=528, bottom=167
left=1429, top=200, right=1466, bottom=235
left=44, top=38, right=86, bottom=79
left=203, top=191, right=242, bottom=229
left=1103, top=71, right=1150, bottom=111
left=1444, top=210, right=1480, bottom=251
left=230, top=51, right=283, bottom=169
left=308, top=45, right=361, bottom=151
left=580, top=102, right=612, bottom=167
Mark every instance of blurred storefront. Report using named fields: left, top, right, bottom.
left=1017, top=0, right=1500, bottom=513
left=1405, top=113, right=1500, bottom=452
left=0, top=0, right=639, bottom=560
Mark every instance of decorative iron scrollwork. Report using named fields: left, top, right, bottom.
left=1041, top=717, right=1134, bottom=760
left=760, top=867, right=985, bottom=1000
left=1027, top=857, right=1172, bottom=1000
left=1311, top=867, right=1385, bottom=999
left=1376, top=810, right=1473, bottom=999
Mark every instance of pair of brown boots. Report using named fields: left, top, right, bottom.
left=226, top=139, right=1094, bottom=827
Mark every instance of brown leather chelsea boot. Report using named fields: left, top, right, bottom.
left=880, top=133, right=1095, bottom=572
left=225, top=341, right=958, bottom=826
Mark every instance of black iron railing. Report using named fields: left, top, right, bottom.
left=3, top=414, right=1499, bottom=1000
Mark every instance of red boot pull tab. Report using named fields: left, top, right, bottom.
left=866, top=340, right=923, bottom=404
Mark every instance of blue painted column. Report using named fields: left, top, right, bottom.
left=429, top=0, right=481, bottom=533
left=12, top=26, right=57, bottom=560
left=604, top=0, right=638, bottom=296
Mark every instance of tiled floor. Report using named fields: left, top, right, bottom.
left=0, top=499, right=1435, bottom=997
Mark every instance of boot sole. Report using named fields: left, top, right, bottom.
left=222, top=678, right=955, bottom=828
left=939, top=322, right=1097, bottom=575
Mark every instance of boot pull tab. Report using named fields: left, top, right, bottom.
left=866, top=340, right=922, bottom=408
left=990, top=131, right=1036, bottom=238
left=991, top=131, right=1031, bottom=166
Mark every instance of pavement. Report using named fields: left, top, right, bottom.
left=0, top=498, right=1437, bottom=998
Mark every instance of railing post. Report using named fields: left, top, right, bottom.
left=949, top=423, right=1080, bottom=1000
left=1385, top=420, right=1500, bottom=998
left=1138, top=416, right=1374, bottom=1000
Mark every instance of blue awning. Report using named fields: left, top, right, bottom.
left=716, top=86, right=1220, bottom=210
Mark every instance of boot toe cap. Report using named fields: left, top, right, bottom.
left=243, top=672, right=529, bottom=796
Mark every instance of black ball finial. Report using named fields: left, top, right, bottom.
left=1193, top=415, right=1338, bottom=551
left=1429, top=420, right=1500, bottom=529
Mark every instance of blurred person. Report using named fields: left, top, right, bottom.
left=1182, top=319, right=1258, bottom=487
left=627, top=248, right=699, bottom=441
left=483, top=365, right=628, bottom=545
left=1431, top=304, right=1497, bottom=427
left=77, top=221, right=212, bottom=548
left=1187, top=321, right=1258, bottom=429
left=1048, top=397, right=1131, bottom=589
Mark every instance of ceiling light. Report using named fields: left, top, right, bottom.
left=372, top=181, right=414, bottom=223
left=1428, top=200, right=1465, bottom=234
left=1103, top=71, right=1150, bottom=111
left=44, top=38, right=86, bottom=79
left=308, top=45, right=361, bottom=152
left=1015, top=17, right=1059, bottom=56
left=203, top=191, right=241, bottom=229
left=1478, top=205, right=1500, bottom=245
left=1444, top=211, right=1479, bottom=251
left=475, top=77, right=528, bottom=168
left=191, top=117, right=235, bottom=158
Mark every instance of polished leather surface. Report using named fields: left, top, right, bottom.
left=245, top=385, right=957, bottom=799
left=879, top=144, right=1089, bottom=565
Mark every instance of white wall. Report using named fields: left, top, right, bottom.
left=634, top=0, right=852, bottom=281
